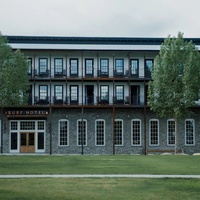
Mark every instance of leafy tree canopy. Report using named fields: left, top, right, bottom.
left=148, top=32, right=200, bottom=119
left=0, top=33, right=29, bottom=107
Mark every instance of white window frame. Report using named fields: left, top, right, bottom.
left=167, top=119, right=175, bottom=146
left=131, top=119, right=141, bottom=146
left=149, top=119, right=159, bottom=146
left=77, top=119, right=87, bottom=146
left=58, top=119, right=69, bottom=146
left=95, top=119, right=105, bottom=146
left=114, top=119, right=123, bottom=146
left=185, top=119, right=195, bottom=146
left=9, top=120, right=46, bottom=153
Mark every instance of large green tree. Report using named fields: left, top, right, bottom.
left=0, top=33, right=29, bottom=153
left=148, top=32, right=200, bottom=153
left=0, top=34, right=29, bottom=107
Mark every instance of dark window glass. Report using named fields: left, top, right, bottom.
left=130, top=59, right=139, bottom=76
left=39, top=85, right=48, bottom=100
left=85, top=59, right=93, bottom=76
left=59, top=120, right=68, bottom=145
left=70, top=86, right=78, bottom=102
left=55, top=85, right=63, bottom=100
left=115, top=59, right=124, bottom=73
left=38, top=132, right=44, bottom=149
left=70, top=59, right=78, bottom=75
left=100, top=59, right=109, bottom=73
left=100, top=86, right=109, bottom=101
left=115, top=120, right=123, bottom=145
left=96, top=120, right=105, bottom=145
left=54, top=58, right=63, bottom=74
left=145, top=59, right=153, bottom=78
left=39, top=58, right=48, bottom=73
left=116, top=86, right=124, bottom=100
left=11, top=132, right=18, bottom=150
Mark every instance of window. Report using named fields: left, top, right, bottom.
left=59, top=120, right=69, bottom=146
left=100, top=85, right=109, bottom=103
left=167, top=120, right=175, bottom=146
left=77, top=120, right=87, bottom=146
left=39, top=58, right=48, bottom=75
left=11, top=121, right=18, bottom=130
left=20, top=121, right=35, bottom=130
left=95, top=120, right=105, bottom=146
left=115, top=86, right=124, bottom=102
left=70, top=59, right=78, bottom=76
left=38, top=121, right=45, bottom=130
left=38, top=132, right=44, bottom=149
left=115, top=120, right=123, bottom=146
left=54, top=85, right=63, bottom=101
left=39, top=85, right=48, bottom=100
left=85, top=59, right=93, bottom=77
left=131, top=120, right=141, bottom=146
left=70, top=85, right=78, bottom=104
left=27, top=58, right=32, bottom=75
left=185, top=119, right=195, bottom=145
left=115, top=59, right=124, bottom=76
left=54, top=58, right=63, bottom=75
left=99, top=59, right=109, bottom=76
left=149, top=120, right=159, bottom=146
left=145, top=59, right=153, bottom=78
left=11, top=132, right=18, bottom=150
left=130, top=59, right=139, bottom=77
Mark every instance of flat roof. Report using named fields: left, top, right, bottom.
left=7, top=36, right=165, bottom=45
left=6, top=36, right=200, bottom=51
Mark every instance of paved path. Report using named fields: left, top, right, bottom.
left=0, top=174, right=200, bottom=179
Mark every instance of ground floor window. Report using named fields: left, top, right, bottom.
left=149, top=119, right=159, bottom=146
left=185, top=119, right=195, bottom=145
left=95, top=119, right=105, bottom=146
left=167, top=120, right=175, bottom=146
left=10, top=120, right=45, bottom=153
left=114, top=119, right=123, bottom=146
left=77, top=119, right=87, bottom=146
left=59, top=120, right=69, bottom=146
left=131, top=119, right=141, bottom=146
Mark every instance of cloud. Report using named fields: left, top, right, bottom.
left=0, top=0, right=200, bottom=37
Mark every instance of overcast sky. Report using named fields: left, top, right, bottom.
left=0, top=0, right=200, bottom=38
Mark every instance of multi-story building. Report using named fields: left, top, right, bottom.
left=1, top=36, right=200, bottom=154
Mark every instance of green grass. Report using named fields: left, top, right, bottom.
left=0, top=155, right=200, bottom=175
left=0, top=155, right=200, bottom=199
left=0, top=178, right=200, bottom=200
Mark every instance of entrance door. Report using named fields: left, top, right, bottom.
left=20, top=133, right=35, bottom=153
left=85, top=85, right=94, bottom=105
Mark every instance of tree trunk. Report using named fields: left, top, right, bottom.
left=174, top=118, right=178, bottom=154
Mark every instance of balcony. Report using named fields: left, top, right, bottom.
left=54, top=70, right=67, bottom=78
left=97, top=70, right=109, bottom=77
left=114, top=70, right=124, bottom=77
left=113, top=96, right=125, bottom=104
left=35, top=96, right=50, bottom=105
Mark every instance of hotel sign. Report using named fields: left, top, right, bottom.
left=5, top=110, right=49, bottom=117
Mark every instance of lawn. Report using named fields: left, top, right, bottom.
left=0, top=154, right=199, bottom=175
left=0, top=178, right=200, bottom=200
left=0, top=155, right=200, bottom=199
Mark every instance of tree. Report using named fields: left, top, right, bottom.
left=0, top=33, right=29, bottom=107
left=0, top=33, right=29, bottom=153
left=148, top=32, right=200, bottom=153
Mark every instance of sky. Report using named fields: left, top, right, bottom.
left=0, top=0, right=200, bottom=38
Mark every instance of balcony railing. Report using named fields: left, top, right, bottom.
left=29, top=95, right=144, bottom=106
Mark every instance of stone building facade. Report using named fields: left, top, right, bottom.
left=0, top=36, right=200, bottom=155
